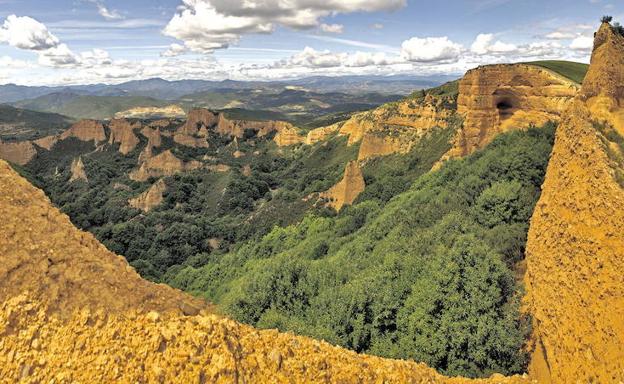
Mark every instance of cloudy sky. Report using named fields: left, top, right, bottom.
left=0, top=0, right=620, bottom=85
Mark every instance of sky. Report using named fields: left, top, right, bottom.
left=0, top=0, right=620, bottom=85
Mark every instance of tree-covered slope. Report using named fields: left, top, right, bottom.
left=168, top=123, right=556, bottom=378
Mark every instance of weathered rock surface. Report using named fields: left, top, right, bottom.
left=274, top=124, right=305, bottom=146
left=33, top=135, right=58, bottom=150
left=140, top=126, right=163, bottom=148
left=108, top=119, right=141, bottom=155
left=0, top=140, right=36, bottom=165
left=129, top=178, right=167, bottom=212
left=333, top=95, right=453, bottom=161
left=59, top=120, right=106, bottom=143
left=0, top=158, right=526, bottom=384
left=69, top=157, right=88, bottom=183
left=445, top=64, right=578, bottom=159
left=129, top=150, right=202, bottom=182
left=0, top=160, right=206, bottom=316
left=321, top=161, right=366, bottom=210
left=524, top=23, right=624, bottom=384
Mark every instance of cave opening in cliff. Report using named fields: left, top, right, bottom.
left=494, top=89, right=520, bottom=121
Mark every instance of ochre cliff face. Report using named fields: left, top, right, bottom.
left=129, top=178, right=167, bottom=212
left=0, top=160, right=206, bottom=317
left=69, top=157, right=88, bottom=183
left=59, top=120, right=106, bottom=143
left=524, top=24, right=624, bottom=384
left=108, top=119, right=141, bottom=155
left=129, top=150, right=202, bottom=182
left=321, top=161, right=366, bottom=210
left=336, top=95, right=453, bottom=161
left=446, top=64, right=578, bottom=159
left=0, top=140, right=37, bottom=165
left=0, top=159, right=527, bottom=384
left=274, top=124, right=306, bottom=146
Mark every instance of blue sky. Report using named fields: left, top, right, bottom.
left=0, top=0, right=620, bottom=85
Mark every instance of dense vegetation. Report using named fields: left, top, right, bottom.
left=168, top=123, right=556, bottom=377
left=526, top=60, right=590, bottom=84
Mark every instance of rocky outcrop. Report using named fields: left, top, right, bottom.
left=108, top=119, right=141, bottom=155
left=0, top=140, right=36, bottom=165
left=33, top=135, right=58, bottom=150
left=69, top=157, right=88, bottom=183
left=0, top=160, right=205, bottom=317
left=320, top=161, right=366, bottom=210
left=216, top=113, right=291, bottom=138
left=445, top=64, right=578, bottom=159
left=306, top=125, right=340, bottom=145
left=59, top=120, right=106, bottom=143
left=129, top=179, right=167, bottom=212
left=129, top=150, right=202, bottom=182
left=331, top=95, right=453, bottom=161
left=0, top=158, right=528, bottom=384
left=524, top=23, right=624, bottom=384
left=114, top=105, right=186, bottom=119
left=140, top=126, right=163, bottom=148
left=173, top=109, right=214, bottom=148
left=274, top=124, right=305, bottom=146
left=581, top=23, right=624, bottom=135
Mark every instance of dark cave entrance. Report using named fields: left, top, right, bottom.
left=493, top=89, right=520, bottom=121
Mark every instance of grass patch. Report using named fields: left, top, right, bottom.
left=525, top=60, right=589, bottom=84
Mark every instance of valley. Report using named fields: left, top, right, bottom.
left=0, top=9, right=623, bottom=384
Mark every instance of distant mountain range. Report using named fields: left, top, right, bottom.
left=0, top=75, right=455, bottom=103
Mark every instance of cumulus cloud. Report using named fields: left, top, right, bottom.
left=401, top=36, right=463, bottom=63
left=570, top=36, right=594, bottom=51
left=273, top=46, right=399, bottom=69
left=320, top=23, right=344, bottom=34
left=163, top=0, right=406, bottom=53
left=471, top=34, right=517, bottom=55
left=0, top=15, right=60, bottom=51
left=161, top=43, right=188, bottom=57
left=85, top=0, right=124, bottom=20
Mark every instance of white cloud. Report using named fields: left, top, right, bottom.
left=401, top=36, right=463, bottom=63
left=271, top=46, right=401, bottom=69
left=163, top=0, right=406, bottom=54
left=38, top=43, right=78, bottom=67
left=371, top=23, right=384, bottom=30
left=471, top=33, right=517, bottom=55
left=161, top=43, right=188, bottom=57
left=320, top=23, right=344, bottom=34
left=544, top=31, right=576, bottom=40
left=570, top=36, right=593, bottom=51
left=86, top=0, right=124, bottom=20
left=0, top=15, right=60, bottom=51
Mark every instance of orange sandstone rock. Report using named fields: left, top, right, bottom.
left=108, top=119, right=141, bottom=155
left=445, top=64, right=578, bottom=159
left=0, top=140, right=36, bottom=165
left=321, top=161, right=365, bottom=210
left=69, top=157, right=88, bottom=183
left=129, top=150, right=202, bottom=182
left=59, top=120, right=106, bottom=143
left=524, top=23, right=624, bottom=384
left=129, top=178, right=167, bottom=212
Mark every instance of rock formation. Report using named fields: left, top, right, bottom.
left=69, top=157, right=88, bottom=183
left=318, top=95, right=453, bottom=161
left=129, top=150, right=202, bottom=182
left=306, top=125, right=340, bottom=145
left=59, top=120, right=106, bottom=143
left=0, top=158, right=527, bottom=384
left=0, top=140, right=37, bottom=165
left=129, top=179, right=167, bottom=212
left=33, top=135, right=58, bottom=150
left=140, top=126, right=163, bottom=148
left=524, top=22, right=624, bottom=383
left=274, top=124, right=305, bottom=146
left=114, top=105, right=186, bottom=119
left=445, top=64, right=578, bottom=159
left=108, top=119, right=141, bottom=155
left=321, top=161, right=366, bottom=210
